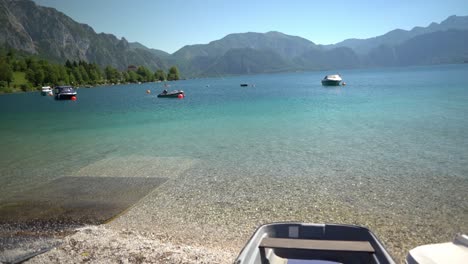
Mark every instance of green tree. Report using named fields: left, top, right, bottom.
left=87, top=63, right=102, bottom=84
left=154, top=69, right=166, bottom=81
left=72, top=67, right=83, bottom=84
left=104, top=65, right=120, bottom=83
left=34, top=69, right=45, bottom=86
left=13, top=59, right=27, bottom=71
left=136, top=66, right=154, bottom=82
left=25, top=60, right=45, bottom=86
left=0, top=61, right=13, bottom=87
left=121, top=71, right=129, bottom=82
left=127, top=71, right=138, bottom=83
left=167, top=66, right=180, bottom=81
left=65, top=60, right=73, bottom=68
left=79, top=65, right=89, bottom=83
left=43, top=64, right=59, bottom=84
left=68, top=72, right=76, bottom=85
left=6, top=49, right=15, bottom=64
left=57, top=65, right=69, bottom=84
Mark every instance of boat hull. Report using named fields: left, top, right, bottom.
left=321, top=80, right=341, bottom=86
left=55, top=93, right=77, bottom=100
left=157, top=92, right=184, bottom=98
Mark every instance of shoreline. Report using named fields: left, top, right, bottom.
left=25, top=225, right=236, bottom=264
left=0, top=80, right=171, bottom=96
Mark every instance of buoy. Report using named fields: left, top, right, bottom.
left=178, top=94, right=184, bottom=99
left=342, top=82, right=346, bottom=86
left=71, top=96, right=77, bottom=101
left=146, top=89, right=151, bottom=94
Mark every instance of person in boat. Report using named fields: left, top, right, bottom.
left=163, top=89, right=168, bottom=94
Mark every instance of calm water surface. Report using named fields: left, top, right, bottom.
left=0, top=64, right=467, bottom=259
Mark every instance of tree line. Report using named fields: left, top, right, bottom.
left=0, top=48, right=180, bottom=93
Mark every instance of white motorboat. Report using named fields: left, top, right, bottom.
left=406, top=233, right=468, bottom=264
left=321, top=74, right=342, bottom=86
left=41, top=86, right=53, bottom=96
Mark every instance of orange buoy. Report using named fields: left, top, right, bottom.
left=178, top=93, right=184, bottom=99
left=71, top=96, right=77, bottom=101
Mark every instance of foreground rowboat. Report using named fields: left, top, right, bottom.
left=234, top=222, right=395, bottom=264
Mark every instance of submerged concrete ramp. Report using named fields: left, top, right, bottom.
left=0, top=176, right=167, bottom=263
left=0, top=155, right=198, bottom=263
left=0, top=176, right=167, bottom=225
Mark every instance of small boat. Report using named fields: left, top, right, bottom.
left=406, top=233, right=468, bottom=264
left=235, top=222, right=396, bottom=264
left=157, top=90, right=184, bottom=98
left=41, top=86, right=53, bottom=96
left=240, top=84, right=249, bottom=87
left=321, top=74, right=342, bottom=86
left=54, top=85, right=77, bottom=100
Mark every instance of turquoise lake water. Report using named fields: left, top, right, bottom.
left=1, top=64, right=468, bottom=190
left=0, top=64, right=467, bottom=259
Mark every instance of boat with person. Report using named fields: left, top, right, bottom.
left=54, top=85, right=77, bottom=100
left=321, top=74, right=342, bottom=86
left=41, top=86, right=53, bottom=96
left=235, top=222, right=396, bottom=264
left=157, top=89, right=184, bottom=98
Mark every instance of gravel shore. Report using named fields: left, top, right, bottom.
left=26, top=226, right=236, bottom=264
left=14, top=156, right=468, bottom=263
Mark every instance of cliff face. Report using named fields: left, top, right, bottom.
left=0, top=0, right=36, bottom=53
left=0, top=0, right=167, bottom=70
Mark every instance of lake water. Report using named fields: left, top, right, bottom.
left=0, top=64, right=467, bottom=261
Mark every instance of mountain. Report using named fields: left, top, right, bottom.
left=294, top=47, right=362, bottom=70
left=168, top=15, right=468, bottom=76
left=0, top=0, right=167, bottom=71
left=201, top=48, right=294, bottom=76
left=366, top=30, right=468, bottom=66
left=170, top=31, right=322, bottom=77
left=128, top=42, right=170, bottom=59
left=328, top=15, right=468, bottom=55
left=1, top=0, right=467, bottom=77
left=173, top=31, right=316, bottom=61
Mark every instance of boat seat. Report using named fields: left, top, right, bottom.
left=259, top=238, right=376, bottom=264
left=259, top=238, right=375, bottom=252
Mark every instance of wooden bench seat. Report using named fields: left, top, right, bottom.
left=259, top=238, right=375, bottom=253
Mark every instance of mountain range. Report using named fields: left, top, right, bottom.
left=1, top=0, right=467, bottom=77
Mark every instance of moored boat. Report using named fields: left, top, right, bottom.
left=54, top=85, right=77, bottom=100
left=406, top=233, right=468, bottom=264
left=235, top=222, right=396, bottom=264
left=157, top=90, right=184, bottom=98
left=240, top=83, right=249, bottom=87
left=321, top=74, right=342, bottom=86
left=41, top=86, right=53, bottom=96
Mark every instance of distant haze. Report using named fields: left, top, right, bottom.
left=32, top=0, right=467, bottom=53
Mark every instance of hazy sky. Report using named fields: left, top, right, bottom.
left=33, top=0, right=467, bottom=54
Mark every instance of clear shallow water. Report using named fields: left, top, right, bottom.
left=1, top=65, right=467, bottom=189
left=0, top=64, right=467, bottom=259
